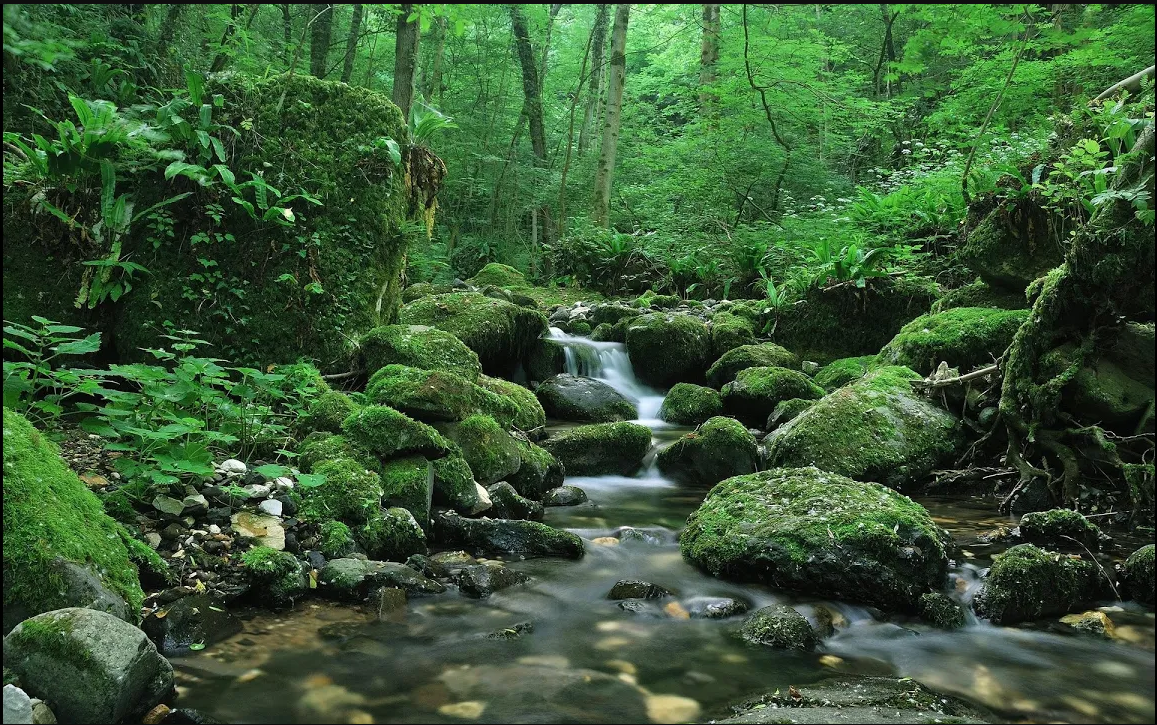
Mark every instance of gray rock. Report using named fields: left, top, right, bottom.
left=145, top=532, right=162, bottom=549
left=542, top=485, right=588, bottom=506
left=607, top=580, right=672, bottom=600
left=485, top=621, right=534, bottom=640
left=536, top=374, right=638, bottom=423
left=739, top=604, right=818, bottom=650
left=152, top=494, right=186, bottom=517
left=456, top=563, right=530, bottom=598
left=4, top=684, right=32, bottom=725
left=3, top=608, right=173, bottom=724
left=230, top=511, right=285, bottom=550
left=141, top=594, right=242, bottom=655
left=258, top=499, right=283, bottom=517
left=218, top=459, right=246, bottom=474
left=243, top=483, right=272, bottom=499
left=485, top=482, right=544, bottom=521
left=432, top=510, right=585, bottom=559
left=181, top=493, right=209, bottom=514
left=2, top=559, right=133, bottom=631
left=30, top=699, right=55, bottom=725
left=685, top=596, right=749, bottom=619
left=319, top=559, right=445, bottom=601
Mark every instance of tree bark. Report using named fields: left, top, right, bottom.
left=742, top=4, right=791, bottom=215
left=392, top=3, right=421, bottom=121
left=341, top=3, right=364, bottom=83
left=310, top=4, right=334, bottom=78
left=209, top=4, right=241, bottom=74
left=157, top=4, right=185, bottom=48
left=509, top=5, right=547, bottom=166
left=873, top=5, right=899, bottom=99
left=592, top=4, right=630, bottom=227
left=699, top=4, right=721, bottom=113
left=579, top=4, right=610, bottom=155
left=281, top=4, right=293, bottom=65
left=423, top=14, right=448, bottom=100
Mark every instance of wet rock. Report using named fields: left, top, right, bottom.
left=318, top=558, right=445, bottom=601
left=430, top=550, right=480, bottom=572
left=1006, top=477, right=1054, bottom=515
left=4, top=608, right=173, bottom=724
left=456, top=563, right=530, bottom=598
left=656, top=416, right=759, bottom=487
left=152, top=495, right=186, bottom=518
left=766, top=398, right=816, bottom=430
left=1017, top=508, right=1102, bottom=551
left=432, top=454, right=491, bottom=515
left=918, top=592, right=967, bottom=629
left=536, top=374, right=638, bottom=422
left=706, top=343, right=800, bottom=388
left=645, top=694, right=701, bottom=724
left=617, top=526, right=665, bottom=545
left=374, top=586, right=407, bottom=617
left=658, top=383, right=724, bottom=426
left=625, top=313, right=711, bottom=387
left=1122, top=544, right=1154, bottom=605
left=542, top=485, right=588, bottom=506
left=405, top=554, right=449, bottom=580
left=722, top=366, right=825, bottom=428
left=274, top=494, right=297, bottom=517
left=685, top=596, right=749, bottom=619
left=607, top=580, right=672, bottom=600
left=159, top=707, right=223, bottom=724
left=506, top=437, right=564, bottom=500
left=30, top=698, right=55, bottom=725
left=230, top=511, right=285, bottom=550
left=739, top=604, right=818, bottom=650
left=1060, top=610, right=1115, bottom=639
left=485, top=621, right=534, bottom=640
left=973, top=544, right=1103, bottom=624
left=141, top=594, right=242, bottom=655
left=239, top=547, right=306, bottom=606
left=485, top=482, right=544, bottom=521
left=437, top=416, right=522, bottom=486
left=357, top=507, right=427, bottom=562
left=4, top=685, right=32, bottom=725
left=616, top=600, right=662, bottom=616
left=433, top=510, right=585, bottom=559
left=541, top=422, right=652, bottom=476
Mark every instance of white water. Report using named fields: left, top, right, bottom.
left=547, top=327, right=670, bottom=427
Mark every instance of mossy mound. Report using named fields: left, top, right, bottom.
left=972, top=544, right=1103, bottom=624
left=468, top=263, right=530, bottom=289
left=3, top=408, right=146, bottom=629
left=879, top=307, right=1029, bottom=375
left=360, top=324, right=482, bottom=381
left=590, top=322, right=626, bottom=342
left=591, top=304, right=642, bottom=327
left=1018, top=509, right=1101, bottom=550
left=633, top=291, right=681, bottom=309
left=297, top=432, right=376, bottom=473
left=1060, top=325, right=1156, bottom=434
left=680, top=467, right=953, bottom=611
left=402, top=282, right=456, bottom=303
left=365, top=364, right=517, bottom=426
left=710, top=312, right=757, bottom=358
left=378, top=457, right=433, bottom=528
left=302, top=458, right=384, bottom=525
left=739, top=604, right=818, bottom=650
left=437, top=415, right=522, bottom=486
left=478, top=375, right=547, bottom=430
left=240, top=546, right=306, bottom=606
left=318, top=521, right=358, bottom=559
left=526, top=338, right=566, bottom=382
left=536, top=374, right=638, bottom=423
left=398, top=292, right=548, bottom=376
left=918, top=592, right=967, bottom=629
left=958, top=202, right=1063, bottom=292
left=930, top=278, right=1028, bottom=314
left=300, top=391, right=359, bottom=436
left=658, top=383, right=724, bottom=425
left=541, top=422, right=652, bottom=476
left=357, top=507, right=427, bottom=561
left=706, top=343, right=800, bottom=389
left=341, top=405, right=451, bottom=461
left=722, top=366, right=825, bottom=428
left=1122, top=544, right=1154, bottom=606
left=814, top=356, right=878, bottom=390
left=625, top=313, right=711, bottom=387
left=507, top=438, right=564, bottom=500
left=431, top=454, right=488, bottom=514
left=766, top=398, right=816, bottom=429
left=656, top=416, right=759, bottom=487
left=766, top=367, right=963, bottom=490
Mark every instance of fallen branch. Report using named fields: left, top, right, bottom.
left=1093, top=65, right=1155, bottom=103
left=321, top=369, right=361, bottom=381
left=912, top=363, right=999, bottom=390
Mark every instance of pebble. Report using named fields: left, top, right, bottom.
left=145, top=532, right=162, bottom=549
left=438, top=701, right=486, bottom=719
left=30, top=699, right=55, bottom=725
left=208, top=524, right=222, bottom=535
left=605, top=660, right=637, bottom=675
left=274, top=476, right=295, bottom=491
left=244, top=483, right=272, bottom=499
left=259, top=499, right=284, bottom=517
left=152, top=494, right=186, bottom=517
left=591, top=537, right=620, bottom=546
left=663, top=602, right=690, bottom=619
left=644, top=694, right=700, bottom=724
left=142, top=704, right=170, bottom=724
left=219, top=459, right=247, bottom=474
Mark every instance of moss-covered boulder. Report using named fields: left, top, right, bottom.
left=357, top=506, right=427, bottom=561
left=1018, top=509, right=1102, bottom=550
left=318, top=520, right=358, bottom=559
left=431, top=454, right=490, bottom=514
left=765, top=367, right=963, bottom=490
left=378, top=457, right=433, bottom=528
left=591, top=304, right=642, bottom=327
left=541, top=422, right=652, bottom=476
left=591, top=321, right=626, bottom=342
left=1122, top=544, right=1154, bottom=606
left=814, top=355, right=878, bottom=390
left=478, top=375, right=546, bottom=430
left=402, top=282, right=455, bottom=303
left=437, top=415, right=521, bottom=486
left=879, top=307, right=1029, bottom=375
left=297, top=432, right=376, bottom=473
left=486, top=482, right=545, bottom=521
left=1059, top=323, right=1156, bottom=434
left=433, top=511, right=584, bottom=559
left=318, top=558, right=444, bottom=600
left=341, top=405, right=451, bottom=461
left=710, top=312, right=757, bottom=358
left=739, top=604, right=818, bottom=650
left=3, top=409, right=147, bottom=631
left=705, top=343, right=799, bottom=389
left=680, top=467, right=953, bottom=611
left=468, top=263, right=530, bottom=289
left=930, top=278, right=1028, bottom=314
left=299, top=391, right=359, bottom=436
left=656, top=417, right=759, bottom=487
left=302, top=458, right=384, bottom=525
left=526, top=338, right=566, bottom=382
left=766, top=398, right=815, bottom=430
left=365, top=364, right=517, bottom=426
left=972, top=544, right=1103, bottom=624
left=634, top=291, right=681, bottom=309
left=658, top=383, right=724, bottom=425
left=398, top=292, right=548, bottom=375
left=918, top=592, right=967, bottom=629
left=959, top=203, right=1063, bottom=291
left=506, top=438, right=565, bottom=500
left=360, top=324, right=482, bottom=381
left=722, top=367, right=825, bottom=428
left=536, top=374, right=638, bottom=422
left=240, top=546, right=307, bottom=606
left=625, top=313, right=711, bottom=387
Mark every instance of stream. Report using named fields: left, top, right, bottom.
left=171, top=332, right=1156, bottom=724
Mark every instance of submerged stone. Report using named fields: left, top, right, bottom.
left=456, top=563, right=530, bottom=598
left=739, top=604, right=818, bottom=650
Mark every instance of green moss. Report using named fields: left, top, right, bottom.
left=357, top=507, right=427, bottom=561
left=378, top=457, right=433, bottom=527
left=540, top=421, right=652, bottom=476
left=706, top=343, right=800, bottom=389
left=633, top=291, right=681, bottom=309
left=879, top=307, right=1029, bottom=375
left=120, top=530, right=172, bottom=585
left=297, top=432, right=377, bottom=473
left=99, top=489, right=139, bottom=525
left=625, top=313, right=711, bottom=387
left=814, top=355, right=878, bottom=390
left=437, top=414, right=521, bottom=486
left=300, top=391, right=358, bottom=436
left=710, top=312, right=756, bottom=358
left=240, top=546, right=304, bottom=605
left=402, top=282, right=455, bottom=303
left=1018, top=508, right=1101, bottom=550
left=568, top=320, right=592, bottom=336
left=3, top=408, right=146, bottom=620
left=918, top=592, right=967, bottom=629
left=767, top=398, right=815, bottom=429
left=680, top=467, right=953, bottom=611
left=365, top=364, right=517, bottom=426
left=958, top=203, right=1063, bottom=292
left=431, top=454, right=483, bottom=512
left=302, top=457, right=384, bottom=525
left=591, top=305, right=642, bottom=326
left=318, top=520, right=357, bottom=558
left=526, top=338, right=565, bottom=381
left=656, top=416, right=759, bottom=487
left=341, top=405, right=452, bottom=461
left=477, top=375, right=546, bottom=430
left=506, top=438, right=562, bottom=499
left=8, top=613, right=96, bottom=669
left=739, top=604, right=818, bottom=650
left=972, top=544, right=1102, bottom=624
left=590, top=322, right=624, bottom=342
left=359, top=324, right=482, bottom=381
left=659, top=383, right=724, bottom=425
left=398, top=292, right=548, bottom=375
left=930, top=278, right=1028, bottom=314
left=722, top=366, right=824, bottom=428
left=1123, top=544, right=1154, bottom=605
left=468, top=262, right=530, bottom=289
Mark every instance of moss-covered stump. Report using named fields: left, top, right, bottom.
left=814, top=355, right=878, bottom=390
left=341, top=405, right=451, bottom=461
left=478, top=375, right=546, bottom=430
left=536, top=374, right=638, bottom=423
left=722, top=367, right=825, bottom=428
left=931, top=278, right=1029, bottom=314
left=398, top=292, right=548, bottom=376
left=959, top=202, right=1064, bottom=292
left=1122, top=544, right=1154, bottom=606
left=360, top=324, right=483, bottom=381
left=299, top=391, right=359, bottom=436
left=918, top=592, right=967, bottom=629
left=437, top=415, right=522, bottom=486
left=1017, top=509, right=1102, bottom=550
left=301, top=458, right=384, bottom=525
left=625, top=313, right=711, bottom=387
left=879, top=307, right=1029, bottom=375
left=431, top=454, right=490, bottom=514
left=972, top=544, right=1103, bottom=624
left=738, top=604, right=818, bottom=650
left=705, top=343, right=800, bottom=389
left=658, top=383, right=724, bottom=425
left=774, top=278, right=940, bottom=363
left=710, top=312, right=757, bottom=358
left=468, top=262, right=530, bottom=289
left=680, top=467, right=953, bottom=611
left=766, top=398, right=815, bottom=430
left=240, top=546, right=307, bottom=606
left=365, top=364, right=517, bottom=426
left=506, top=438, right=565, bottom=500
left=357, top=507, right=427, bottom=561
left=656, top=417, right=759, bottom=487
left=377, top=457, right=433, bottom=528
left=402, top=282, right=455, bottom=303
left=3, top=409, right=148, bottom=631
left=541, top=422, right=652, bottom=476
left=765, top=367, right=963, bottom=490
left=432, top=511, right=584, bottom=559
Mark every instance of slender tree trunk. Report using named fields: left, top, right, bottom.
left=393, top=3, right=422, bottom=121
left=509, top=5, right=547, bottom=165
left=579, top=4, right=610, bottom=154
left=698, top=4, right=721, bottom=113
left=310, top=4, right=334, bottom=79
left=209, top=4, right=241, bottom=73
left=341, top=3, right=363, bottom=83
left=558, top=16, right=597, bottom=236
left=874, top=4, right=899, bottom=99
left=281, top=4, right=293, bottom=65
left=157, top=4, right=185, bottom=48
left=592, top=4, right=630, bottom=227
left=423, top=14, right=448, bottom=100
left=363, top=29, right=380, bottom=89
left=539, top=4, right=564, bottom=85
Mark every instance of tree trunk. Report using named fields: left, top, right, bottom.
left=393, top=3, right=421, bottom=121
left=341, top=3, right=363, bottom=83
left=699, top=4, right=721, bottom=113
left=558, top=15, right=597, bottom=237
left=157, top=4, right=185, bottom=48
left=874, top=4, right=899, bottom=99
left=423, top=14, right=448, bottom=100
left=509, top=5, right=547, bottom=166
left=592, top=4, right=630, bottom=228
left=539, top=4, right=564, bottom=85
left=579, top=4, right=610, bottom=154
left=281, top=4, right=293, bottom=65
left=209, top=4, right=241, bottom=74
left=310, top=4, right=334, bottom=78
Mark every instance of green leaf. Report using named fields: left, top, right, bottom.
left=52, top=333, right=102, bottom=356
left=296, top=473, right=326, bottom=488
left=254, top=464, right=290, bottom=479
left=185, top=68, right=204, bottom=106
left=188, top=642, right=206, bottom=651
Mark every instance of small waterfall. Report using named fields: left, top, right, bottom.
left=548, top=327, right=668, bottom=425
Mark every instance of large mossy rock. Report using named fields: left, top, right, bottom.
left=710, top=312, right=756, bottom=358
left=478, top=375, right=546, bottom=430
left=377, top=457, right=434, bottom=528
left=299, top=390, right=359, bottom=436
left=341, top=405, right=451, bottom=461
left=879, top=307, right=1029, bottom=375
left=1017, top=508, right=1101, bottom=550
left=433, top=511, right=584, bottom=559
left=4, top=608, right=173, bottom=724
left=738, top=604, right=818, bottom=651
left=1122, top=545, right=1154, bottom=606
left=625, top=313, right=711, bottom=387
left=931, top=278, right=1028, bottom=314
left=365, top=364, right=516, bottom=426
left=656, top=417, right=759, bottom=487
left=437, top=415, right=521, bottom=486
left=721, top=366, right=825, bottom=428
left=972, top=544, right=1103, bottom=624
left=1056, top=322, right=1156, bottom=434
left=3, top=409, right=147, bottom=632
left=398, top=292, right=548, bottom=376
left=302, top=458, right=384, bottom=525
left=536, top=374, right=637, bottom=422
left=431, top=454, right=490, bottom=514
left=680, top=467, right=953, bottom=611
left=357, top=506, right=428, bottom=560
left=705, top=343, right=799, bottom=389
left=467, top=262, right=529, bottom=289
left=765, top=367, right=963, bottom=490
left=360, top=324, right=482, bottom=381
left=658, top=383, right=723, bottom=425
left=506, top=437, right=565, bottom=500
left=813, top=355, right=878, bottom=390
left=540, top=422, right=652, bottom=477
left=958, top=202, right=1064, bottom=292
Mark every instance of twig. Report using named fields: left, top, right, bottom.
left=1060, top=534, right=1120, bottom=601
left=321, top=369, right=361, bottom=381
left=913, top=363, right=1000, bottom=390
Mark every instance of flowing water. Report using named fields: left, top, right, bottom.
left=547, top=327, right=668, bottom=427
left=172, top=335, right=1156, bottom=724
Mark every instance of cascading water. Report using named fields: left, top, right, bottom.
left=548, top=327, right=668, bottom=426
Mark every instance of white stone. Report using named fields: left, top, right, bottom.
left=470, top=483, right=493, bottom=514
left=274, top=476, right=295, bottom=490
left=4, top=684, right=33, bottom=725
left=230, top=511, right=286, bottom=550
left=243, top=483, right=272, bottom=499
left=258, top=499, right=284, bottom=517
left=219, top=459, right=247, bottom=474
left=644, top=694, right=701, bottom=724
left=208, top=524, right=222, bottom=535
